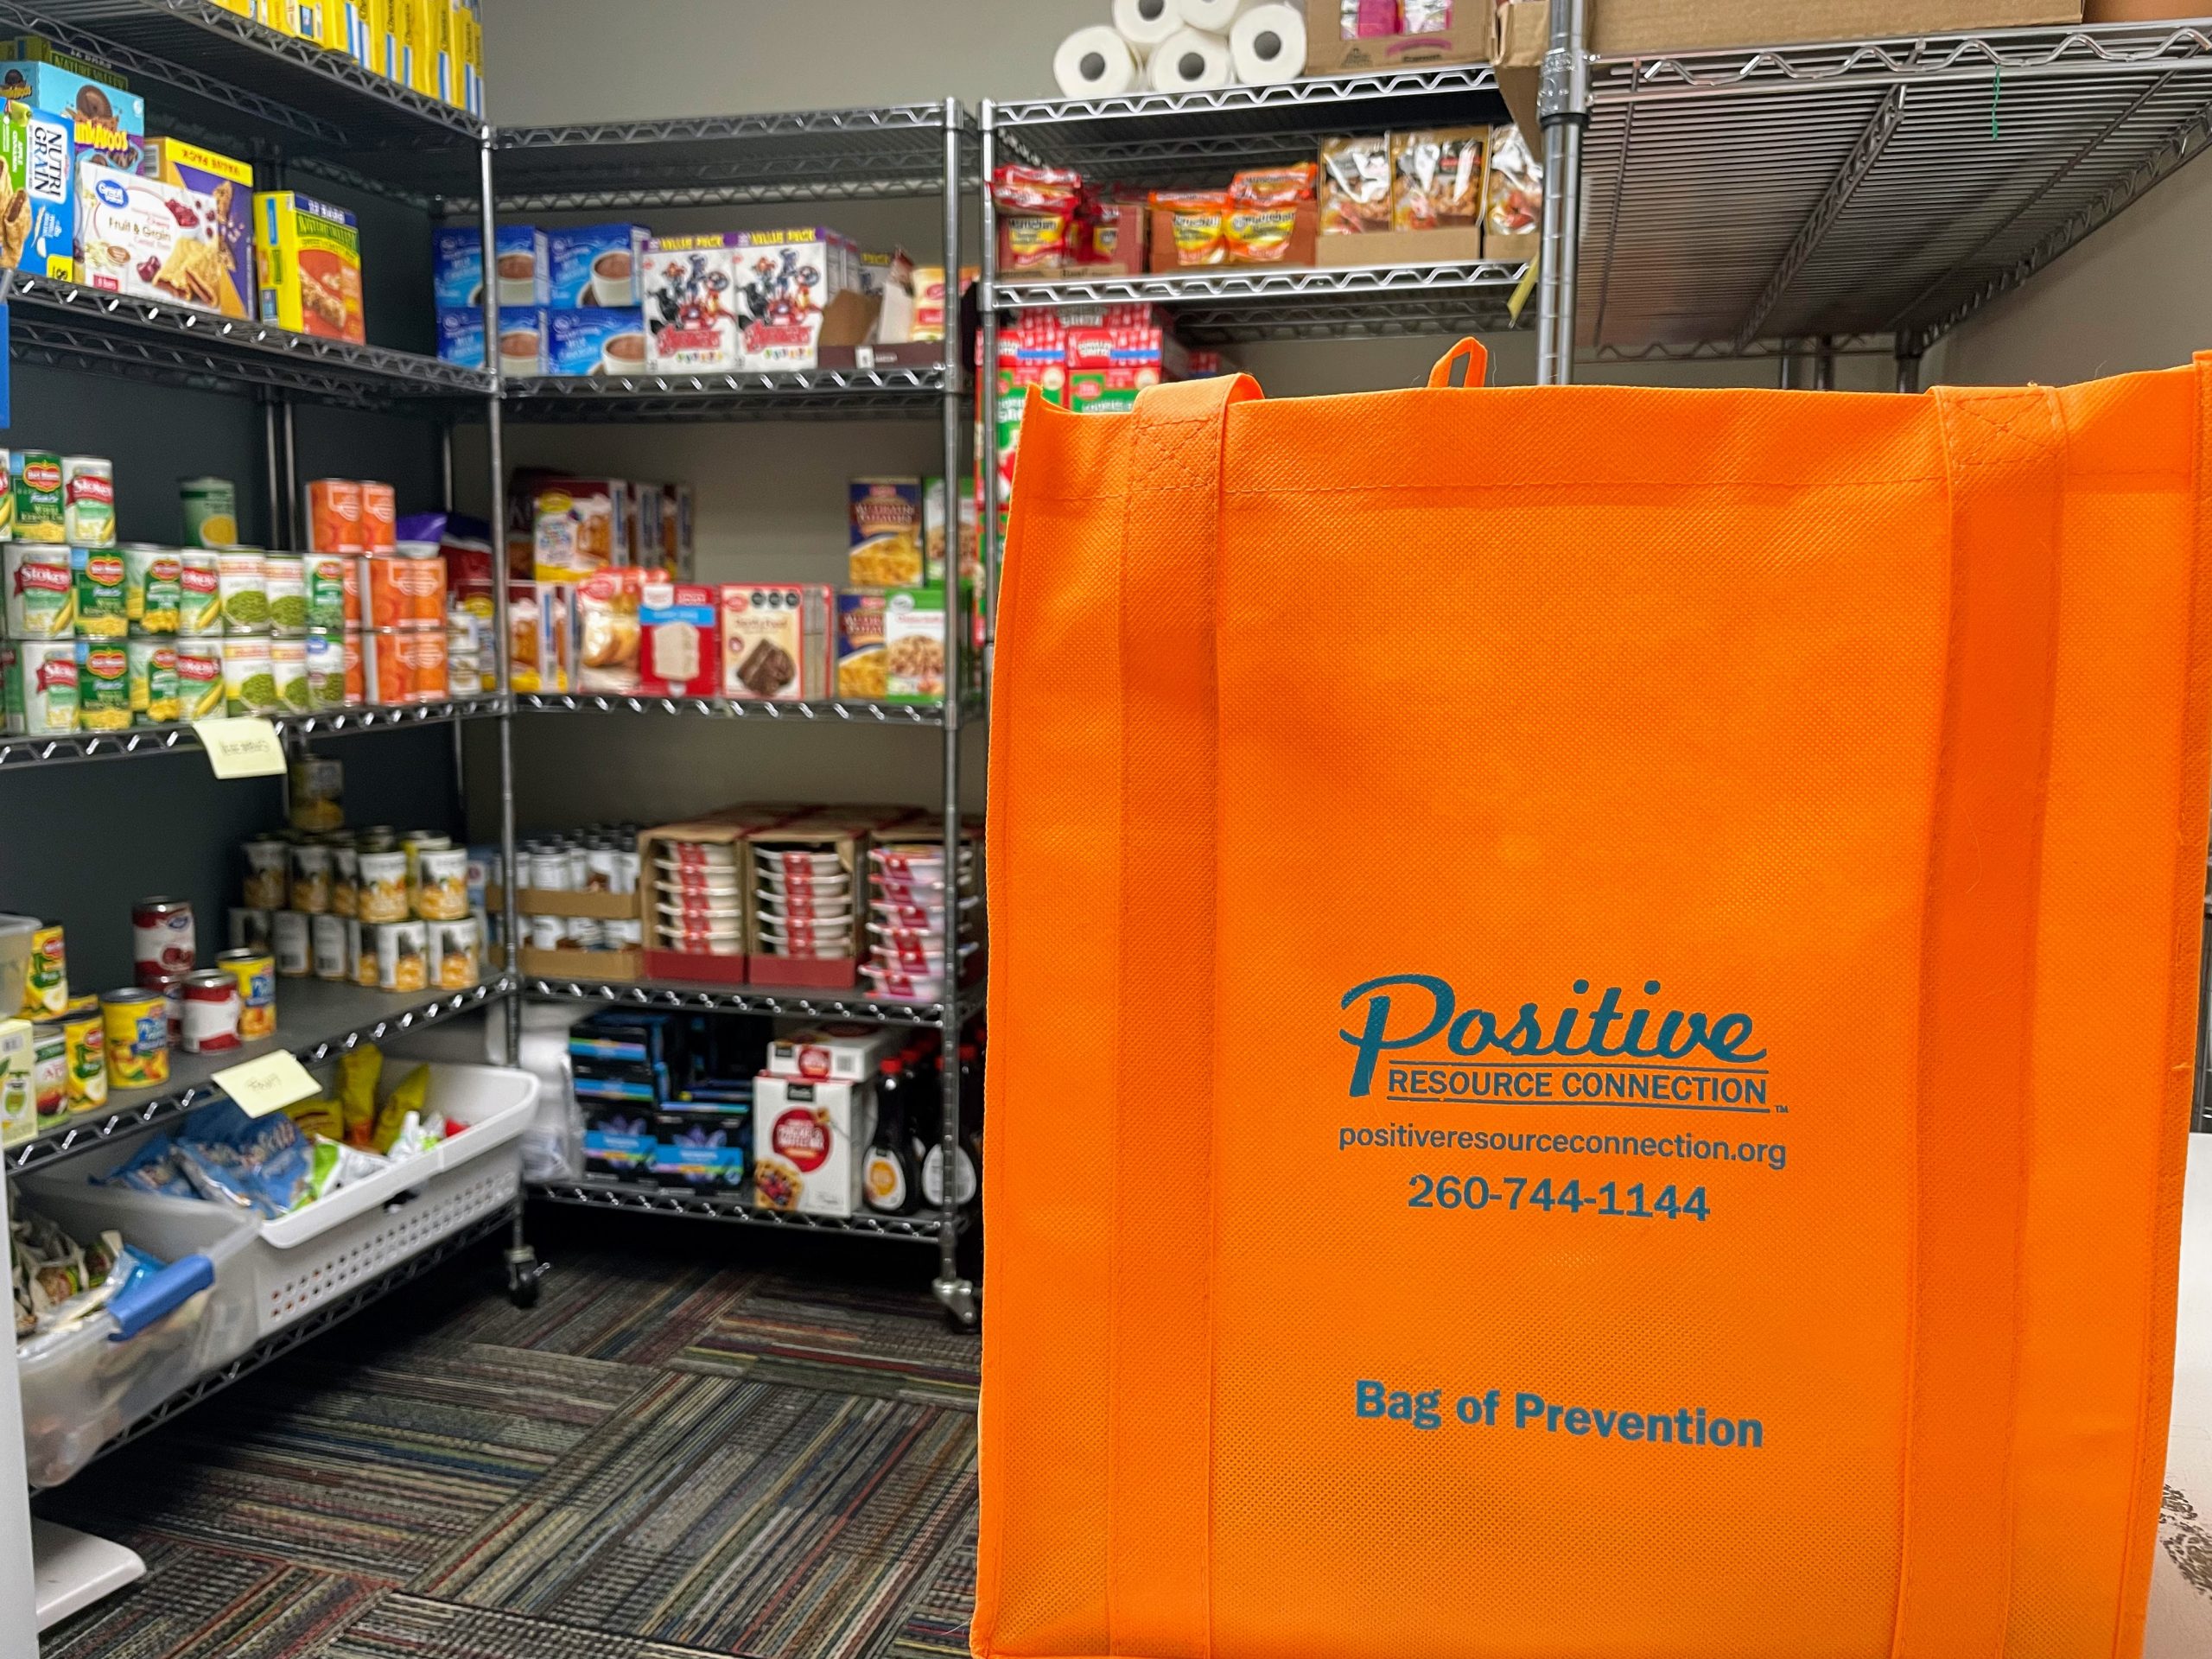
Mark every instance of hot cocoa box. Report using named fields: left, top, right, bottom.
left=548, top=308, right=648, bottom=377
left=434, top=225, right=546, bottom=308
left=548, top=224, right=650, bottom=308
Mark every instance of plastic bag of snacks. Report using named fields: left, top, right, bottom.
left=1150, top=191, right=1230, bottom=267
left=1320, top=137, right=1393, bottom=235
left=10, top=1205, right=139, bottom=1339
left=1226, top=165, right=1316, bottom=264
left=1392, top=130, right=1485, bottom=232
left=1486, top=125, right=1543, bottom=239
left=1341, top=0, right=1452, bottom=35
left=992, top=165, right=1084, bottom=270
left=1401, top=0, right=1453, bottom=31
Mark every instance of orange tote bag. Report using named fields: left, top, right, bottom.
left=978, top=342, right=2212, bottom=1659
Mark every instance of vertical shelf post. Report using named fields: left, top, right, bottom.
left=1536, top=0, right=1588, bottom=385
left=978, top=102, right=1001, bottom=658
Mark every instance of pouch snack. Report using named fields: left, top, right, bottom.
left=992, top=164, right=1083, bottom=272
left=1226, top=164, right=1316, bottom=265
left=1320, top=135, right=1393, bottom=234
left=1150, top=191, right=1229, bottom=268
left=1391, top=128, right=1485, bottom=231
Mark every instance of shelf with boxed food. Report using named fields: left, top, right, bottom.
left=526, top=1176, right=957, bottom=1239
left=501, top=365, right=948, bottom=423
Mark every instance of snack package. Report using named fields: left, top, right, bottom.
left=285, top=1093, right=344, bottom=1141
left=992, top=164, right=1083, bottom=270
left=138, top=137, right=253, bottom=318
left=254, top=189, right=365, bottom=342
left=372, top=1062, right=430, bottom=1154
left=11, top=1204, right=126, bottom=1338
left=1391, top=129, right=1485, bottom=232
left=1224, top=166, right=1315, bottom=265
left=305, top=1135, right=385, bottom=1203
left=575, top=567, right=643, bottom=695
left=174, top=1101, right=315, bottom=1218
left=1402, top=0, right=1453, bottom=30
left=338, top=1043, right=382, bottom=1147
left=99, top=1133, right=195, bottom=1198
left=1150, top=191, right=1230, bottom=268
left=1485, top=124, right=1543, bottom=239
left=1320, top=137, right=1393, bottom=235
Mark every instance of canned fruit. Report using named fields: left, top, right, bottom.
left=374, top=920, right=429, bottom=992
left=330, top=845, right=359, bottom=918
left=180, top=477, right=238, bottom=549
left=73, top=549, right=129, bottom=639
left=414, top=848, right=468, bottom=921
left=5, top=641, right=79, bottom=735
left=306, top=479, right=364, bottom=554
left=14, top=453, right=65, bottom=543
left=365, top=555, right=445, bottom=629
left=218, top=550, right=268, bottom=631
left=288, top=758, right=344, bottom=832
left=271, top=637, right=311, bottom=712
left=179, top=969, right=241, bottom=1053
left=220, top=637, right=280, bottom=715
left=175, top=638, right=223, bottom=720
left=74, top=642, right=130, bottom=733
left=132, top=898, right=195, bottom=981
left=125, top=638, right=179, bottom=724
left=120, top=545, right=183, bottom=634
left=215, top=949, right=275, bottom=1040
left=21, top=925, right=66, bottom=1019
left=265, top=555, right=308, bottom=632
left=29, top=1027, right=64, bottom=1118
left=5, top=547, right=77, bottom=638
left=311, top=914, right=349, bottom=981
left=306, top=557, right=347, bottom=630
left=101, top=988, right=169, bottom=1090
left=431, top=918, right=480, bottom=988
left=228, top=907, right=270, bottom=951
left=62, top=457, right=115, bottom=547
left=289, top=842, right=333, bottom=913
left=357, top=850, right=409, bottom=922
left=272, top=910, right=311, bottom=976
left=305, top=631, right=346, bottom=709
left=61, top=1010, right=104, bottom=1108
left=241, top=837, right=289, bottom=910
left=179, top=551, right=221, bottom=634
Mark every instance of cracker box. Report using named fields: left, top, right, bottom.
left=549, top=223, right=650, bottom=308
left=753, top=1074, right=873, bottom=1216
left=254, top=190, right=364, bottom=342
left=882, top=586, right=949, bottom=704
left=835, top=592, right=887, bottom=701
left=643, top=233, right=743, bottom=373
left=135, top=138, right=253, bottom=318
left=548, top=308, right=648, bottom=377
left=0, top=99, right=73, bottom=279
left=848, top=477, right=924, bottom=588
left=434, top=224, right=544, bottom=308
left=733, top=227, right=863, bottom=372
left=639, top=580, right=719, bottom=698
left=721, top=583, right=831, bottom=702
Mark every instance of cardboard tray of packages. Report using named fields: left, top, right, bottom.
left=639, top=812, right=780, bottom=986
left=748, top=817, right=873, bottom=989
left=1305, top=0, right=1491, bottom=72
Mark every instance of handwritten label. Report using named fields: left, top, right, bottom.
left=211, top=1050, right=319, bottom=1117
left=194, top=716, right=286, bottom=779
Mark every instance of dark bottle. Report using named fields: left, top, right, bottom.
left=863, top=1057, right=920, bottom=1216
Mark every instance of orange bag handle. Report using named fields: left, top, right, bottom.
left=1891, top=386, right=2065, bottom=1657
left=1110, top=372, right=1258, bottom=1659
left=1427, top=338, right=1491, bottom=388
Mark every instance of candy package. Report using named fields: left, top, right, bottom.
left=1391, top=129, right=1485, bottom=232
left=1320, top=137, right=1393, bottom=235
left=306, top=1135, right=387, bottom=1203
left=99, top=1134, right=198, bottom=1199
left=173, top=1101, right=315, bottom=1219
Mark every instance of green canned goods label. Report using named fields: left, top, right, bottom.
left=180, top=477, right=238, bottom=549
left=122, top=545, right=182, bottom=634
left=306, top=556, right=347, bottom=631
left=265, top=555, right=308, bottom=632
left=125, top=637, right=179, bottom=723
left=13, top=452, right=64, bottom=543
left=72, top=549, right=128, bottom=639
left=270, top=637, right=310, bottom=713
left=220, top=637, right=278, bottom=715
left=218, top=550, right=267, bottom=632
left=75, top=641, right=130, bottom=731
left=305, top=630, right=346, bottom=709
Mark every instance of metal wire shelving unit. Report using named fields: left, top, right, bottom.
left=530, top=1179, right=960, bottom=1240
left=528, top=975, right=961, bottom=1030
left=0, top=696, right=503, bottom=771
left=503, top=366, right=948, bottom=423
left=516, top=693, right=957, bottom=726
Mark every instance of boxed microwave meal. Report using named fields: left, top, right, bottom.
left=848, top=476, right=925, bottom=588
left=732, top=226, right=864, bottom=372
left=721, top=584, right=831, bottom=702
left=639, top=581, right=719, bottom=698
left=548, top=223, right=650, bottom=308
left=77, top=162, right=237, bottom=312
left=531, top=476, right=629, bottom=582
left=548, top=308, right=648, bottom=377
left=575, top=567, right=643, bottom=696
left=883, top=587, right=950, bottom=704
left=753, top=1074, right=873, bottom=1217
left=434, top=224, right=545, bottom=308
left=137, top=137, right=251, bottom=317
left=835, top=592, right=887, bottom=701
left=1302, top=0, right=1490, bottom=73
left=254, top=189, right=365, bottom=342
left=637, top=813, right=779, bottom=985
left=642, top=233, right=744, bottom=373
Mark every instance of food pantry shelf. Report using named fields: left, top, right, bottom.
left=0, top=696, right=506, bottom=771
left=7, top=272, right=495, bottom=408
left=0, top=0, right=480, bottom=205
left=500, top=367, right=950, bottom=423
left=995, top=262, right=1534, bottom=343
left=527, top=1178, right=957, bottom=1241
left=1580, top=22, right=2212, bottom=356
left=489, top=105, right=974, bottom=210
left=992, top=64, right=1509, bottom=184
left=5, top=976, right=514, bottom=1176
left=515, top=693, right=953, bottom=726
left=528, top=976, right=957, bottom=1028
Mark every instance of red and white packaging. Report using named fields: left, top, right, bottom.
left=753, top=1075, right=875, bottom=1217
left=639, top=581, right=720, bottom=697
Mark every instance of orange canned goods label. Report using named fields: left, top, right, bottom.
left=360, top=480, right=397, bottom=553
left=365, top=554, right=445, bottom=628
left=367, top=627, right=450, bottom=705
left=307, top=478, right=364, bottom=554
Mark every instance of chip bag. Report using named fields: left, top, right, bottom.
left=338, top=1045, right=382, bottom=1147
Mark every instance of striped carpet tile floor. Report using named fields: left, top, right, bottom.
left=35, top=1234, right=981, bottom=1659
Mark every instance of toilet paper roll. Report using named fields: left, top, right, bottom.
left=1147, top=27, right=1235, bottom=93
left=1055, top=25, right=1140, bottom=98
left=1113, top=0, right=1186, bottom=52
left=1179, top=0, right=1250, bottom=30
left=1230, top=3, right=1307, bottom=85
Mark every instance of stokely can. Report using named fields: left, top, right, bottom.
left=310, top=912, right=348, bottom=981
left=75, top=641, right=130, bottom=733
left=228, top=907, right=271, bottom=951
left=272, top=909, right=312, bottom=977
left=175, top=637, right=223, bottom=721
left=215, top=949, right=276, bottom=1040
left=132, top=897, right=196, bottom=981
left=125, top=637, right=179, bottom=724
left=305, top=556, right=348, bottom=632
left=61, top=1008, right=105, bottom=1108
left=61, top=457, right=115, bottom=547
left=121, top=545, right=182, bottom=635
left=100, top=987, right=169, bottom=1090
left=430, top=916, right=480, bottom=989
left=5, top=640, right=78, bottom=736
left=220, top=636, right=279, bottom=715
left=73, top=548, right=128, bottom=639
left=179, top=969, right=242, bottom=1053
left=361, top=481, right=397, bottom=553
left=264, top=554, right=308, bottom=634
left=217, top=549, right=268, bottom=633
left=270, top=636, right=310, bottom=713
left=289, top=841, right=333, bottom=913
left=306, top=479, right=364, bottom=555
left=305, top=630, right=346, bottom=710
left=13, top=452, right=64, bottom=543
left=3, top=546, right=76, bottom=637
left=373, top=919, right=429, bottom=992
left=179, top=551, right=222, bottom=635
left=29, top=1025, right=64, bottom=1119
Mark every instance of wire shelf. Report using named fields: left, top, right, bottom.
left=502, top=367, right=949, bottom=423
left=1581, top=23, right=2212, bottom=354
left=0, top=0, right=480, bottom=204
left=527, top=976, right=955, bottom=1028
left=515, top=692, right=952, bottom=725
left=5, top=977, right=514, bottom=1175
left=528, top=1178, right=957, bottom=1240
left=484, top=105, right=969, bottom=210
left=9, top=272, right=493, bottom=407
left=995, top=261, right=1532, bottom=343
left=0, top=696, right=505, bottom=771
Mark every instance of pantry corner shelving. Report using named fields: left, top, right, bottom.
left=501, top=365, right=948, bottom=423
left=994, top=262, right=1533, bottom=343
left=0, top=696, right=506, bottom=772
left=527, top=1178, right=959, bottom=1241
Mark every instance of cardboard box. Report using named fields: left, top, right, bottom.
left=753, top=1074, right=874, bottom=1216
left=1304, top=0, right=1490, bottom=72
left=722, top=583, right=832, bottom=702
left=638, top=818, right=757, bottom=986
left=1076, top=199, right=1147, bottom=277
left=520, top=944, right=641, bottom=983
left=139, top=137, right=253, bottom=319
left=516, top=887, right=638, bottom=920
left=1317, top=225, right=1484, bottom=267
left=435, top=305, right=544, bottom=370
left=766, top=1022, right=902, bottom=1084
left=747, top=819, right=866, bottom=988
left=0, top=100, right=73, bottom=280
left=254, top=189, right=364, bottom=342
left=548, top=223, right=650, bottom=308
left=434, top=225, right=545, bottom=308
left=548, top=308, right=648, bottom=376
left=0, top=43, right=144, bottom=167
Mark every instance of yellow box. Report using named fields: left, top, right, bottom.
left=452, top=0, right=478, bottom=112
left=254, top=188, right=364, bottom=342
left=365, top=0, right=392, bottom=77
left=427, top=0, right=452, bottom=103
left=258, top=0, right=302, bottom=37
left=205, top=0, right=253, bottom=16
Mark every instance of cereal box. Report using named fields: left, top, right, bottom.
left=847, top=478, right=923, bottom=588
left=548, top=308, right=648, bottom=377
left=732, top=227, right=862, bottom=372
left=549, top=223, right=650, bottom=308
left=642, top=234, right=743, bottom=373
left=139, top=137, right=252, bottom=319
left=721, top=584, right=831, bottom=702
left=0, top=99, right=71, bottom=279
left=882, top=587, right=948, bottom=704
left=835, top=592, right=887, bottom=701
left=639, top=580, right=719, bottom=698
left=254, top=190, right=364, bottom=342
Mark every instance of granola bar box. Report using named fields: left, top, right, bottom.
left=253, top=188, right=364, bottom=342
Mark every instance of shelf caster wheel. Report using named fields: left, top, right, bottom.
left=933, top=1275, right=978, bottom=1331
left=505, top=1245, right=546, bottom=1309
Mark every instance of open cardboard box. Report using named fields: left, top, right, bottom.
left=748, top=817, right=870, bottom=990
left=637, top=814, right=772, bottom=987
left=1316, top=226, right=1485, bottom=268
left=516, top=885, right=642, bottom=983
left=1305, top=0, right=1491, bottom=73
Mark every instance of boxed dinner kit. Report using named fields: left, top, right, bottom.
left=254, top=189, right=365, bottom=342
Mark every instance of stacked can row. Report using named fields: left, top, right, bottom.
left=237, top=828, right=484, bottom=996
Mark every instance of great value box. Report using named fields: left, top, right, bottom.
left=548, top=224, right=649, bottom=308
left=435, top=225, right=546, bottom=308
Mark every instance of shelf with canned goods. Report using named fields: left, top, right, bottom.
left=513, top=693, right=957, bottom=727
left=526, top=1177, right=960, bottom=1242
left=994, top=261, right=1534, bottom=344
left=487, top=105, right=976, bottom=211
left=499, top=366, right=951, bottom=424
left=0, top=696, right=507, bottom=772
left=6, top=271, right=496, bottom=410
left=526, top=975, right=957, bottom=1029
left=5, top=976, right=513, bottom=1177
left=5, top=0, right=484, bottom=208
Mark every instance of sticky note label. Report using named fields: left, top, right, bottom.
left=195, top=716, right=287, bottom=779
left=212, top=1049, right=318, bottom=1117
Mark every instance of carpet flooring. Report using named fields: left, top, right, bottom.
left=33, top=1211, right=981, bottom=1659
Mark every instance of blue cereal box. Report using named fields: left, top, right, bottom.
left=547, top=308, right=647, bottom=376
left=0, top=99, right=72, bottom=280
left=433, top=224, right=545, bottom=308
left=547, top=223, right=649, bottom=308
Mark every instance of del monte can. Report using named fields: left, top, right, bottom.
left=13, top=452, right=63, bottom=543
